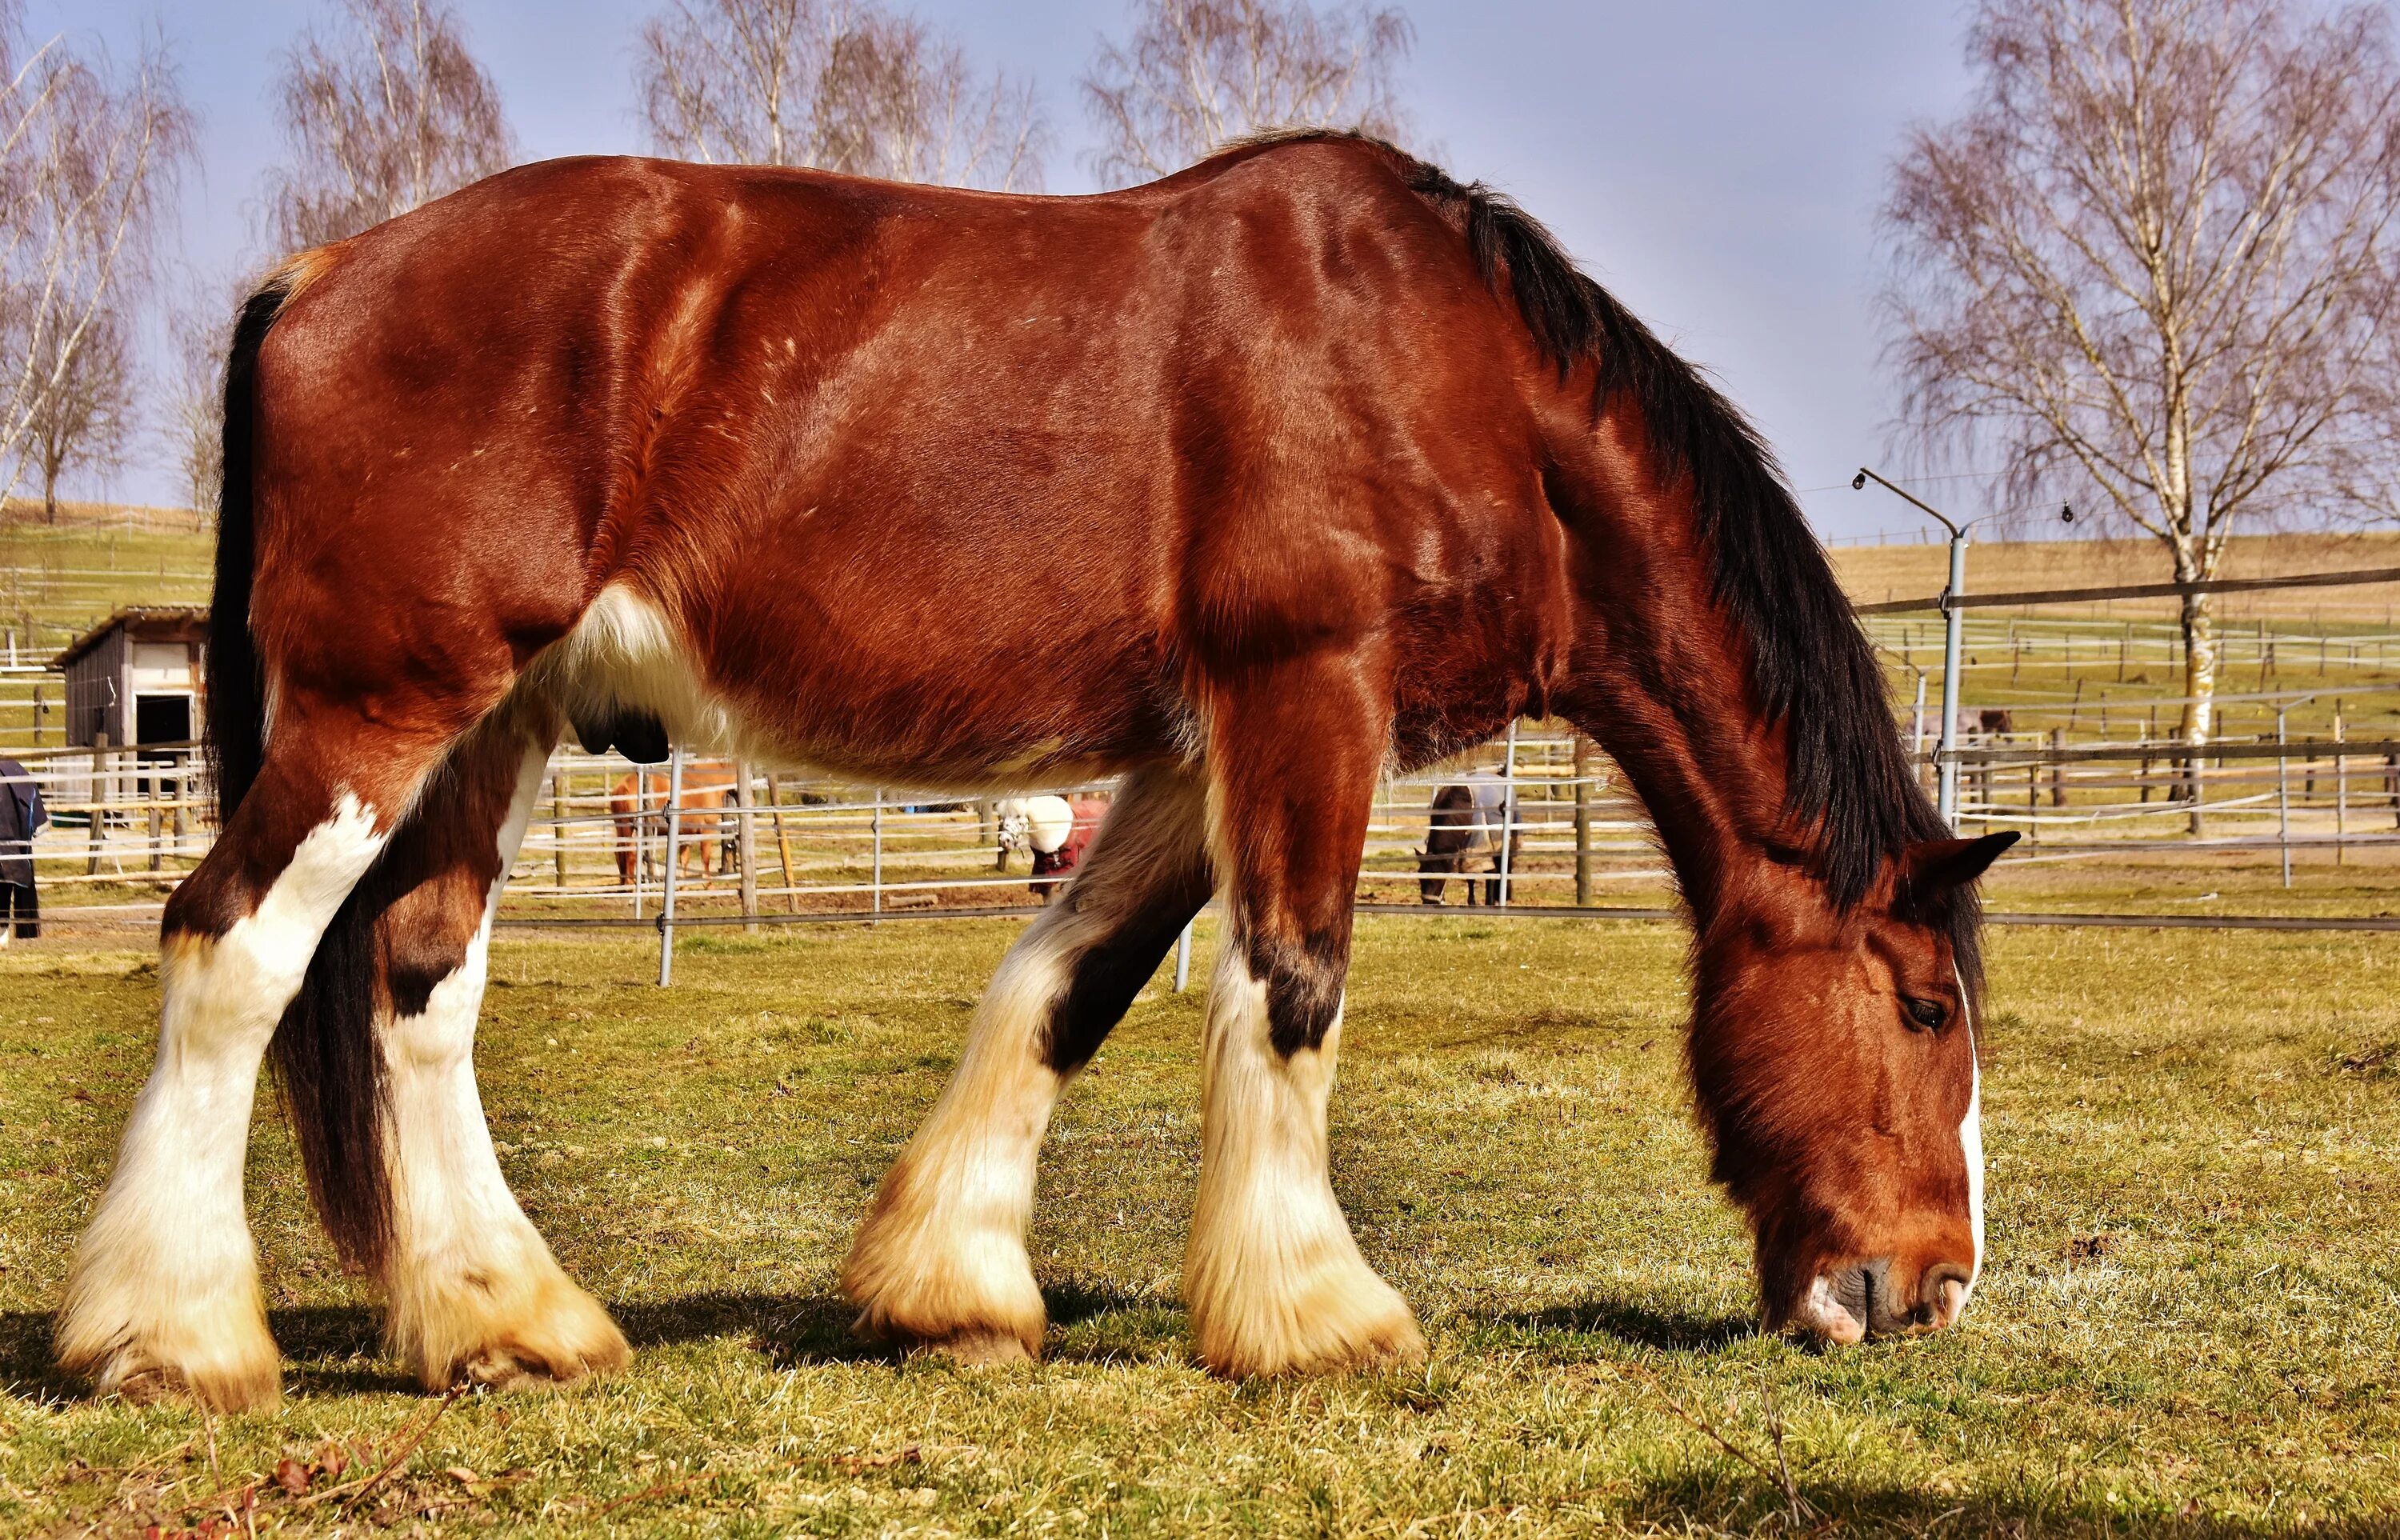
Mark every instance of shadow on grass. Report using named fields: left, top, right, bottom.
left=614, top=1283, right=1185, bottom=1369
left=1621, top=1471, right=2400, bottom=1538
left=0, top=1306, right=407, bottom=1403
left=7, top=1285, right=1190, bottom=1402
left=613, top=1291, right=880, bottom=1367
left=1492, top=1296, right=1756, bottom=1353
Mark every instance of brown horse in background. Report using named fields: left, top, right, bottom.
left=608, top=762, right=738, bottom=884
left=60, top=134, right=2011, bottom=1410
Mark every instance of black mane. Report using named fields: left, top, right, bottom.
left=1374, top=143, right=1976, bottom=977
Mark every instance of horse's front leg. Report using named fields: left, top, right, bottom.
left=1186, top=659, right=1426, bottom=1377
left=844, top=766, right=1212, bottom=1360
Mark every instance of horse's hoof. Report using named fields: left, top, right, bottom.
left=886, top=1326, right=1037, bottom=1366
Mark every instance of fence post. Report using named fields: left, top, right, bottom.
left=1174, top=919, right=1193, bottom=992
left=734, top=758, right=758, bottom=933
left=1910, top=674, right=1928, bottom=791
left=86, top=732, right=109, bottom=876
left=1572, top=733, right=1593, bottom=906
left=2048, top=726, right=2066, bottom=808
left=2276, top=708, right=2292, bottom=890
left=1495, top=720, right=1518, bottom=908
left=657, top=746, right=684, bottom=987
left=2334, top=708, right=2347, bottom=866
left=871, top=788, right=884, bottom=921
left=770, top=774, right=798, bottom=912
left=630, top=769, right=647, bottom=922
left=1936, top=531, right=1969, bottom=827
left=551, top=769, right=569, bottom=892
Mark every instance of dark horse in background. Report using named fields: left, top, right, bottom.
left=1418, top=772, right=1522, bottom=906
left=59, top=133, right=2011, bottom=1410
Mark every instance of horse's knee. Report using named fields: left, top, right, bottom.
left=1241, top=930, right=1348, bottom=1057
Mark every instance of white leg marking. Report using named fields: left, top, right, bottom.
left=60, top=797, right=387, bottom=1408
left=381, top=746, right=627, bottom=1388
left=842, top=914, right=1074, bottom=1359
left=844, top=766, right=1210, bottom=1360
left=1185, top=947, right=1423, bottom=1377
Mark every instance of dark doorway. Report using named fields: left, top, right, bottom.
left=134, top=694, right=191, bottom=749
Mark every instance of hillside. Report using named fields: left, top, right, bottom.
left=12, top=501, right=2400, bottom=663
left=1830, top=530, right=2400, bottom=623
left=0, top=500, right=212, bottom=664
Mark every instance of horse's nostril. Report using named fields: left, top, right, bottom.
left=1921, top=1263, right=1974, bottom=1327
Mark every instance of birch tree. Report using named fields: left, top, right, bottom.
left=0, top=7, right=189, bottom=507
left=164, top=276, right=230, bottom=518
left=637, top=0, right=1047, bottom=190
left=1881, top=0, right=2400, bottom=745
left=19, top=296, right=130, bottom=521
left=1082, top=0, right=1414, bottom=189
left=265, top=0, right=514, bottom=250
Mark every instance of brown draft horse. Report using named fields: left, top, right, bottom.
left=58, top=133, right=2014, bottom=1410
left=608, top=762, right=738, bottom=884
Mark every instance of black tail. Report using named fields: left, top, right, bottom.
left=212, top=269, right=394, bottom=1274
left=206, top=282, right=281, bottom=820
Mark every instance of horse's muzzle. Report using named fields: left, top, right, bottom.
left=1794, top=1257, right=1974, bottom=1342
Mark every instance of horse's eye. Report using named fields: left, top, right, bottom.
left=1902, top=995, right=1947, bottom=1032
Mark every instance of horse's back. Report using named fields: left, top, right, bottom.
left=241, top=142, right=1554, bottom=778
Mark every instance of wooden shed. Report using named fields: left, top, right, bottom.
left=50, top=606, right=209, bottom=752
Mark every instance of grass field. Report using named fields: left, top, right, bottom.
left=3, top=916, right=2397, bottom=1536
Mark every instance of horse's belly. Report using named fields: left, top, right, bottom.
left=537, top=582, right=1187, bottom=790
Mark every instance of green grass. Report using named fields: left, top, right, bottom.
left=2, top=917, right=2397, bottom=1535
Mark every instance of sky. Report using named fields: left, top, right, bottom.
left=47, top=0, right=1988, bottom=542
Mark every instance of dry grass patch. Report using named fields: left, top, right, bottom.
left=0, top=918, right=2396, bottom=1535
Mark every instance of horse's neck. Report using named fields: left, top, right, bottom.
left=1550, top=465, right=1790, bottom=926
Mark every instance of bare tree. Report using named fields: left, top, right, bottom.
left=638, top=0, right=1046, bottom=190
left=265, top=0, right=514, bottom=251
left=19, top=297, right=131, bottom=521
left=1881, top=0, right=2400, bottom=746
left=1082, top=0, right=1414, bottom=189
left=164, top=275, right=230, bottom=518
left=0, top=6, right=190, bottom=507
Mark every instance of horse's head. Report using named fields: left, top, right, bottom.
left=1687, top=832, right=2014, bottom=1343
left=1413, top=844, right=1452, bottom=904
left=994, top=800, right=1032, bottom=858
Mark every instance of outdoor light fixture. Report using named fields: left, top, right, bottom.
left=1852, top=466, right=1993, bottom=830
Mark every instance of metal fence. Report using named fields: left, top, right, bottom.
left=9, top=564, right=2400, bottom=956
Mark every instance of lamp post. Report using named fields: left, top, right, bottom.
left=1853, top=470, right=1974, bottom=829
left=1850, top=470, right=2074, bottom=831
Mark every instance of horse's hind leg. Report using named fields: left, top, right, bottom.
left=1186, top=662, right=1425, bottom=1377
left=374, top=708, right=626, bottom=1390
left=57, top=709, right=435, bottom=1410
left=844, top=764, right=1212, bottom=1361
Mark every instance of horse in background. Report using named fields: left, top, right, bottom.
left=609, top=762, right=739, bottom=885
left=996, top=794, right=1107, bottom=902
left=1417, top=770, right=1522, bottom=906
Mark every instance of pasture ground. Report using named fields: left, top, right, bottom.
left=2, top=916, right=2396, bottom=1536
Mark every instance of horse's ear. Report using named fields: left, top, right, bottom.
left=1902, top=831, right=2018, bottom=895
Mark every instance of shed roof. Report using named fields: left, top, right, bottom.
left=50, top=605, right=210, bottom=670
